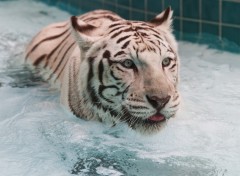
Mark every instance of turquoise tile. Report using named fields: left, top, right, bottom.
left=103, top=3, right=117, bottom=13
left=173, top=18, right=180, bottom=31
left=70, top=1, right=102, bottom=12
left=173, top=31, right=181, bottom=40
left=147, top=0, right=162, bottom=13
left=147, top=13, right=156, bottom=21
left=117, top=0, right=130, bottom=7
left=202, top=23, right=219, bottom=36
left=131, top=10, right=145, bottom=21
left=47, top=0, right=57, bottom=6
left=201, top=0, right=219, bottom=22
left=182, top=0, right=200, bottom=19
left=222, top=26, right=240, bottom=46
left=163, top=0, right=180, bottom=17
left=117, top=7, right=130, bottom=19
left=57, top=1, right=69, bottom=12
left=131, top=0, right=145, bottom=10
left=222, top=1, right=240, bottom=25
left=183, top=20, right=199, bottom=33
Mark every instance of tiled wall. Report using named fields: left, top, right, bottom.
left=42, top=0, right=240, bottom=52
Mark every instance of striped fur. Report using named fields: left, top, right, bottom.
left=25, top=8, right=180, bottom=134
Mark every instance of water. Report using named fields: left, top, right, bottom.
left=0, top=1, right=240, bottom=176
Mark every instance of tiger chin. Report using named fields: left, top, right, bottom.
left=25, top=7, right=180, bottom=134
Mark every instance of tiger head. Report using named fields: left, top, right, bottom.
left=70, top=7, right=180, bottom=134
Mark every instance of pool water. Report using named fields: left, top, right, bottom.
left=0, top=1, right=240, bottom=176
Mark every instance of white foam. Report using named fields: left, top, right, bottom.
left=0, top=0, right=240, bottom=176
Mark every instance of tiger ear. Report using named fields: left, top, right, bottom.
left=70, top=16, right=99, bottom=51
left=149, top=7, right=173, bottom=32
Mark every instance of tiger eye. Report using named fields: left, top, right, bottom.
left=162, top=57, right=171, bottom=67
left=122, top=59, right=134, bottom=68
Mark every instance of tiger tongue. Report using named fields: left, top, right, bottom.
left=148, top=114, right=165, bottom=122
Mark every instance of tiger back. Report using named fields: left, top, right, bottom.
left=25, top=10, right=123, bottom=85
left=25, top=8, right=180, bottom=134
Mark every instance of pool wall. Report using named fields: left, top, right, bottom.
left=38, top=0, right=240, bottom=53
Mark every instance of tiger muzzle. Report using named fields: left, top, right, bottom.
left=146, top=95, right=171, bottom=111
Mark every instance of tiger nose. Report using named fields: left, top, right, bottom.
left=146, top=95, right=171, bottom=110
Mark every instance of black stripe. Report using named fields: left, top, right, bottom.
left=114, top=51, right=125, bottom=57
left=111, top=30, right=123, bottom=39
left=102, top=44, right=107, bottom=49
left=169, top=64, right=176, bottom=69
left=172, top=94, right=179, bottom=101
left=136, top=48, right=139, bottom=59
left=88, top=88, right=101, bottom=108
left=116, top=35, right=131, bottom=43
left=26, top=29, right=69, bottom=59
left=55, top=42, right=76, bottom=72
left=139, top=32, right=148, bottom=37
left=115, top=66, right=124, bottom=72
left=121, top=40, right=131, bottom=49
left=102, top=15, right=121, bottom=21
left=33, top=54, right=47, bottom=66
left=102, top=106, right=120, bottom=118
left=111, top=27, right=133, bottom=39
left=47, top=39, right=69, bottom=71
left=158, top=46, right=162, bottom=55
left=170, top=102, right=180, bottom=108
left=153, top=34, right=163, bottom=41
left=26, top=23, right=68, bottom=54
left=109, top=26, right=123, bottom=34
left=43, top=32, right=71, bottom=68
left=147, top=28, right=161, bottom=36
left=149, top=40, right=156, bottom=45
left=110, top=70, right=121, bottom=80
left=87, top=57, right=96, bottom=83
left=55, top=43, right=76, bottom=81
left=98, top=85, right=118, bottom=103
left=109, top=23, right=123, bottom=28
left=98, top=60, right=104, bottom=84
left=129, top=105, right=149, bottom=110
left=102, top=50, right=111, bottom=59
left=48, top=42, right=75, bottom=80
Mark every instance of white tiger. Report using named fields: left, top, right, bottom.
left=25, top=7, right=180, bottom=134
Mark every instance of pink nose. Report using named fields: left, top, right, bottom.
left=146, top=95, right=170, bottom=110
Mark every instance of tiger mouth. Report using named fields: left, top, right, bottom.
left=144, top=113, right=166, bottom=124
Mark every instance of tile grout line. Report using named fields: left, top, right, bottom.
left=174, top=16, right=240, bottom=29
left=219, top=0, right=222, bottom=40
left=180, top=0, right=183, bottom=39
left=222, top=0, right=240, bottom=2
left=102, top=0, right=105, bottom=8
left=199, top=0, right=202, bottom=38
left=129, top=0, right=132, bottom=20
left=144, top=0, right=147, bottom=21
left=115, top=0, right=118, bottom=13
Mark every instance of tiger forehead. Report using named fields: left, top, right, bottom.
left=106, top=21, right=170, bottom=47
left=108, top=21, right=154, bottom=29
left=108, top=21, right=162, bottom=37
